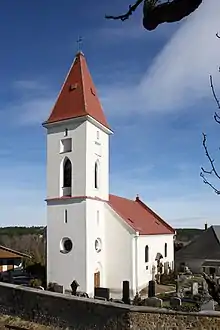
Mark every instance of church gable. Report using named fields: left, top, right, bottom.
left=107, top=194, right=175, bottom=236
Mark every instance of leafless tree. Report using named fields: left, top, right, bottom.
left=200, top=72, right=220, bottom=195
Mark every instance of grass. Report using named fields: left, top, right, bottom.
left=0, top=315, right=60, bottom=330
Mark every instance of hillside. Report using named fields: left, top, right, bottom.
left=175, top=228, right=203, bottom=243
left=0, top=226, right=46, bottom=265
left=0, top=226, right=203, bottom=264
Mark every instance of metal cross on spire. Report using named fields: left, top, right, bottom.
left=76, top=36, right=83, bottom=52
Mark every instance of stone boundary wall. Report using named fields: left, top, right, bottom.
left=0, top=282, right=220, bottom=329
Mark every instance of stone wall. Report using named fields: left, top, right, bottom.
left=0, top=282, right=220, bottom=329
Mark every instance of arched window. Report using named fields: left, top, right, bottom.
left=164, top=243, right=167, bottom=258
left=63, top=158, right=72, bottom=187
left=145, top=245, right=149, bottom=263
left=62, top=157, right=72, bottom=197
left=95, top=161, right=99, bottom=189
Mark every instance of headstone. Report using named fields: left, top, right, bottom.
left=122, top=281, right=130, bottom=304
left=202, top=280, right=209, bottom=292
left=152, top=265, right=156, bottom=281
left=94, top=287, right=110, bottom=300
left=164, top=262, right=169, bottom=274
left=192, top=282, right=199, bottom=296
left=175, top=275, right=180, bottom=297
left=144, top=297, right=163, bottom=308
left=71, top=280, right=79, bottom=295
left=53, top=283, right=63, bottom=293
left=201, top=299, right=215, bottom=311
left=148, top=280, right=156, bottom=298
left=170, top=297, right=182, bottom=309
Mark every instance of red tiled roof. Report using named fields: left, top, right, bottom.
left=45, top=52, right=110, bottom=129
left=108, top=194, right=175, bottom=235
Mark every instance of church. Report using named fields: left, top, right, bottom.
left=43, top=51, right=175, bottom=298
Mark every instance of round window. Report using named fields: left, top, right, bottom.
left=60, top=237, right=73, bottom=254
left=95, top=238, right=102, bottom=253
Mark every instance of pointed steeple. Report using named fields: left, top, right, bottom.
left=44, top=52, right=110, bottom=130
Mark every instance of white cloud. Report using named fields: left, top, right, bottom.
left=4, top=79, right=55, bottom=126
left=100, top=0, right=220, bottom=117
left=16, top=98, right=54, bottom=125
left=13, top=80, right=47, bottom=91
left=139, top=0, right=220, bottom=112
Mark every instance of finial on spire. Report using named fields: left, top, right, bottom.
left=136, top=194, right=139, bottom=201
left=76, top=36, right=83, bottom=53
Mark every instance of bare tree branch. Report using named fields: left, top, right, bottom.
left=201, top=133, right=220, bottom=179
left=105, top=0, right=145, bottom=21
left=200, top=133, right=220, bottom=195
left=210, top=75, right=220, bottom=124
left=200, top=172, right=220, bottom=195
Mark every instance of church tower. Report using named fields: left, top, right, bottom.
left=43, top=52, right=113, bottom=295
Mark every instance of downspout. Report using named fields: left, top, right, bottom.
left=134, top=231, right=139, bottom=294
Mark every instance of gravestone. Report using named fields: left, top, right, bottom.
left=152, top=265, right=156, bottom=281
left=201, top=299, right=215, bottom=311
left=144, top=297, right=163, bottom=308
left=175, top=275, right=181, bottom=297
left=94, top=287, right=110, bottom=300
left=122, top=281, right=130, bottom=304
left=170, top=297, right=182, bottom=309
left=164, top=262, right=169, bottom=274
left=192, top=282, right=199, bottom=296
left=148, top=280, right=156, bottom=298
left=53, top=283, right=64, bottom=294
left=202, top=280, right=209, bottom=292
left=71, top=280, right=79, bottom=295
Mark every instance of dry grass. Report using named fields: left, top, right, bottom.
left=0, top=315, right=61, bottom=330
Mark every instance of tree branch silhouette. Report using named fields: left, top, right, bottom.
left=105, top=0, right=202, bottom=31
left=200, top=74, right=220, bottom=195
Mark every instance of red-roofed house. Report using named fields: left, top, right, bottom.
left=44, top=51, right=175, bottom=298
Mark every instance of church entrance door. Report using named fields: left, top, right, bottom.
left=94, top=271, right=100, bottom=288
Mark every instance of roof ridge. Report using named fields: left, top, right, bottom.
left=79, top=53, right=87, bottom=113
left=109, top=193, right=135, bottom=202
left=0, top=244, right=31, bottom=258
left=211, top=226, right=220, bottom=245
left=136, top=197, right=175, bottom=234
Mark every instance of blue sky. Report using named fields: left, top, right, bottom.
left=0, top=0, right=219, bottom=228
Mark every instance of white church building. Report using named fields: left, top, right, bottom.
left=43, top=51, right=175, bottom=298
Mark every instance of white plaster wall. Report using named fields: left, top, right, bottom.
left=104, top=204, right=135, bottom=299
left=85, top=199, right=106, bottom=297
left=46, top=119, right=110, bottom=200
left=137, top=234, right=174, bottom=290
left=85, top=121, right=109, bottom=201
left=47, top=199, right=87, bottom=292
left=46, top=119, right=87, bottom=199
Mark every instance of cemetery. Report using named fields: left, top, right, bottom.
left=46, top=269, right=218, bottom=314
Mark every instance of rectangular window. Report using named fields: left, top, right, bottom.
left=64, top=209, right=67, bottom=223
left=60, top=138, right=72, bottom=153
left=164, top=243, right=167, bottom=258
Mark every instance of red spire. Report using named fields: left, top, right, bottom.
left=44, top=52, right=110, bottom=130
